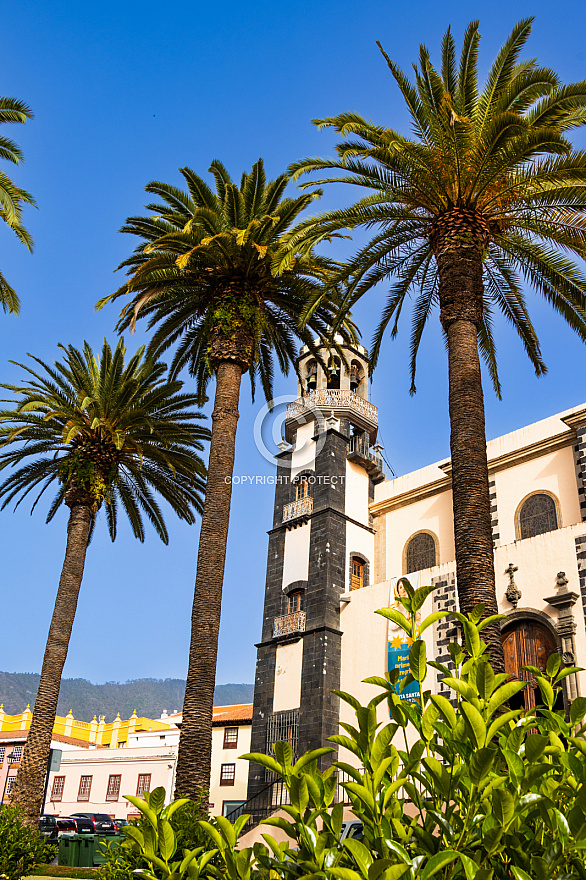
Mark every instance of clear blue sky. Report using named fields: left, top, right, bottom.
left=2, top=1, right=586, bottom=705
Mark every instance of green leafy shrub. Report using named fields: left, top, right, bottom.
left=0, top=804, right=57, bottom=880
left=113, top=581, right=586, bottom=880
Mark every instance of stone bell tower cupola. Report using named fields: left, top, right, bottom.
left=247, top=339, right=384, bottom=806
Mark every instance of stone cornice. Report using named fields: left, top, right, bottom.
left=371, top=430, right=575, bottom=516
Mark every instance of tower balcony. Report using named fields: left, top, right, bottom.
left=347, top=434, right=385, bottom=483
left=273, top=610, right=306, bottom=638
left=282, top=497, right=313, bottom=523
left=285, top=389, right=378, bottom=440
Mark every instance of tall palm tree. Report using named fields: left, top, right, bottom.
left=0, top=339, right=208, bottom=823
left=284, top=19, right=586, bottom=670
left=98, top=158, right=354, bottom=800
left=0, top=95, right=35, bottom=314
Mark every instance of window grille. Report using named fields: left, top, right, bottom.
left=106, top=774, right=121, bottom=801
left=220, top=763, right=236, bottom=785
left=137, top=774, right=151, bottom=796
left=266, top=710, right=299, bottom=762
left=6, top=776, right=16, bottom=795
left=51, top=776, right=65, bottom=801
left=10, top=745, right=23, bottom=762
left=519, top=494, right=558, bottom=539
left=78, top=775, right=92, bottom=801
left=0, top=747, right=5, bottom=764
left=223, top=727, right=238, bottom=749
left=406, top=533, right=436, bottom=573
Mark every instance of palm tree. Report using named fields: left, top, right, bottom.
left=0, top=339, right=208, bottom=823
left=285, top=18, right=586, bottom=670
left=0, top=95, right=35, bottom=314
left=98, top=158, right=354, bottom=800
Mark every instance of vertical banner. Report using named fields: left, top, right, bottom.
left=387, top=574, right=421, bottom=705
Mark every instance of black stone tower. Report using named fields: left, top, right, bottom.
left=247, top=341, right=383, bottom=799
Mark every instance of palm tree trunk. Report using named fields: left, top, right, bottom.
left=175, top=360, right=243, bottom=802
left=438, top=241, right=505, bottom=672
left=10, top=492, right=93, bottom=825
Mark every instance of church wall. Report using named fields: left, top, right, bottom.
left=345, top=521, right=374, bottom=591
left=290, top=421, right=316, bottom=475
left=345, top=459, right=370, bottom=525
left=272, top=640, right=303, bottom=712
left=282, top=523, right=310, bottom=587
left=379, top=488, right=455, bottom=578
left=492, top=444, right=580, bottom=545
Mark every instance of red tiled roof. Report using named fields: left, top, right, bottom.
left=0, top=730, right=93, bottom=748
left=211, top=703, right=253, bottom=725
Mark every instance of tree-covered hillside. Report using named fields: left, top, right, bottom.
left=0, top=671, right=252, bottom=721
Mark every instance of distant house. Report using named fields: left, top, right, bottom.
left=1, top=703, right=252, bottom=818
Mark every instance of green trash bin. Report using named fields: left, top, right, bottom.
left=78, top=834, right=95, bottom=867
left=58, top=834, right=80, bottom=867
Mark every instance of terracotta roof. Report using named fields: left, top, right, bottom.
left=0, top=730, right=93, bottom=748
left=211, top=703, right=253, bottom=725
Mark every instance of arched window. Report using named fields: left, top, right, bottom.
left=518, top=493, right=558, bottom=540
left=306, top=360, right=317, bottom=390
left=350, top=360, right=363, bottom=393
left=287, top=590, right=304, bottom=613
left=405, top=533, right=436, bottom=574
left=351, top=557, right=364, bottom=590
left=295, top=475, right=311, bottom=501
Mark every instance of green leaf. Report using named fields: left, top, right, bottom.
left=429, top=694, right=457, bottom=729
left=571, top=696, right=586, bottom=725
left=486, top=709, right=519, bottom=742
left=293, top=747, right=335, bottom=774
left=546, top=654, right=561, bottom=677
left=476, top=661, right=495, bottom=700
left=418, top=611, right=448, bottom=637
left=343, top=839, right=373, bottom=875
left=469, top=747, right=496, bottom=783
left=461, top=702, right=486, bottom=747
left=535, top=674, right=554, bottom=709
left=486, top=680, right=526, bottom=717
left=409, top=640, right=427, bottom=682
left=411, top=583, right=435, bottom=612
left=492, top=788, right=515, bottom=826
left=525, top=734, right=548, bottom=762
left=157, top=820, right=176, bottom=862
left=273, top=740, right=293, bottom=768
left=239, top=752, right=284, bottom=776
left=376, top=607, right=412, bottom=635
left=420, top=850, right=461, bottom=880
left=149, top=787, right=166, bottom=815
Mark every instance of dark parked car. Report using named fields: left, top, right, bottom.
left=56, top=817, right=77, bottom=834
left=38, top=815, right=59, bottom=841
left=70, top=812, right=116, bottom=834
left=113, top=818, right=129, bottom=831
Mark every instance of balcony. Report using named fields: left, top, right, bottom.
left=285, top=389, right=378, bottom=440
left=282, top=496, right=313, bottom=523
left=273, top=610, right=306, bottom=638
left=347, top=434, right=385, bottom=482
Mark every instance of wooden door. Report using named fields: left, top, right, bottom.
left=502, top=620, right=558, bottom=711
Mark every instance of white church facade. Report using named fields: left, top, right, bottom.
left=247, top=341, right=586, bottom=800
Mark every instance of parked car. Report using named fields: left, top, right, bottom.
left=68, top=814, right=95, bottom=834
left=56, top=817, right=77, bottom=835
left=340, top=820, right=363, bottom=840
left=38, top=815, right=58, bottom=841
left=70, top=812, right=116, bottom=834
left=113, top=818, right=129, bottom=831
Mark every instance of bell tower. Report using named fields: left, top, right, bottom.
left=247, top=340, right=382, bottom=799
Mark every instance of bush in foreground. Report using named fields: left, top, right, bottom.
left=0, top=804, right=57, bottom=880
left=108, top=581, right=586, bottom=880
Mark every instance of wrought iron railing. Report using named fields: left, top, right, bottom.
left=286, top=389, right=378, bottom=425
left=282, top=497, right=313, bottom=523
left=347, top=434, right=383, bottom=470
left=273, top=610, right=306, bottom=638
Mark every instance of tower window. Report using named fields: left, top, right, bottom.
left=327, top=358, right=340, bottom=390
left=350, top=361, right=363, bottom=393
left=306, top=360, right=317, bottom=390
left=405, top=533, right=436, bottom=574
left=295, top=475, right=311, bottom=501
left=518, top=493, right=558, bottom=540
left=351, top=557, right=364, bottom=590
left=287, top=590, right=304, bottom=613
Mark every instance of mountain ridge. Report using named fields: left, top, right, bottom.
left=0, top=671, right=253, bottom=721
